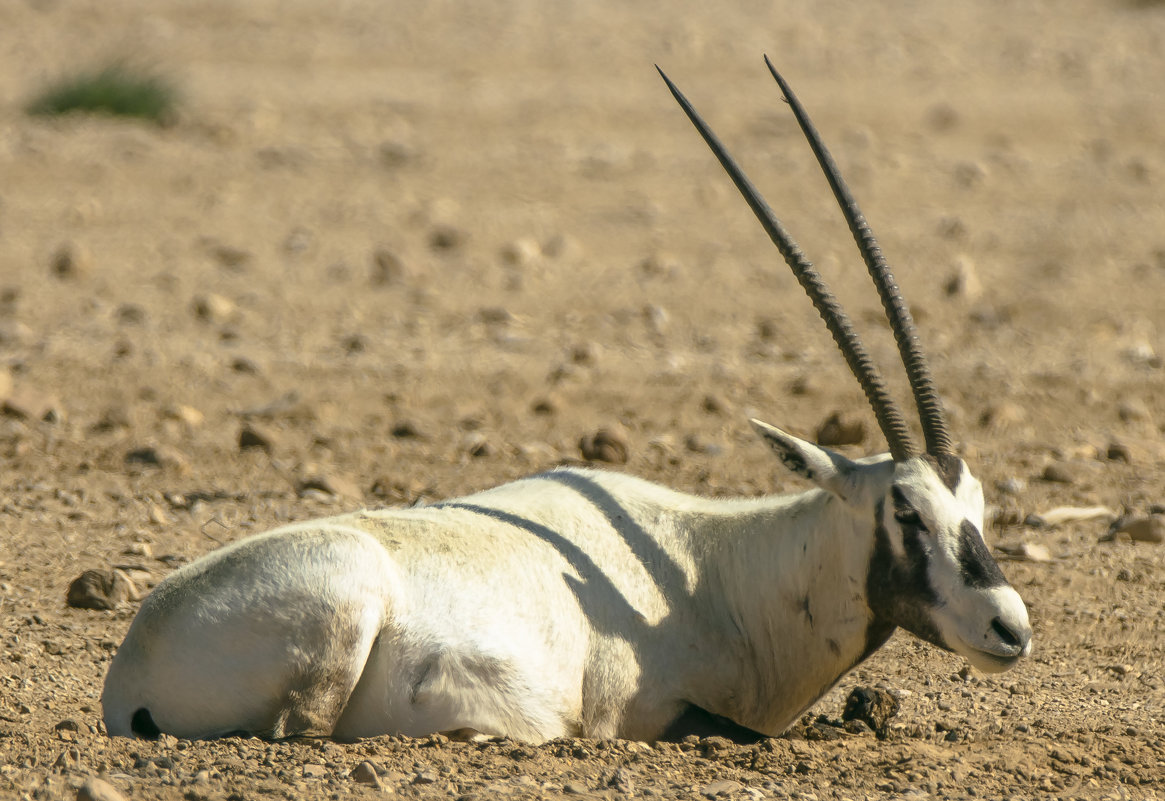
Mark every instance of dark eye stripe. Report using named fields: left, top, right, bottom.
left=957, top=520, right=1008, bottom=589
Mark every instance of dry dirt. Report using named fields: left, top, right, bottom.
left=2, top=1, right=1165, bottom=799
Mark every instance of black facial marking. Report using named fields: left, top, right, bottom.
left=957, top=520, right=1008, bottom=589
left=922, top=453, right=963, bottom=493
left=131, top=707, right=161, bottom=739
left=866, top=499, right=947, bottom=650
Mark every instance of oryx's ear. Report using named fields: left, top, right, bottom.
left=749, top=418, right=861, bottom=503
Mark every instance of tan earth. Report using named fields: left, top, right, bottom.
left=2, top=1, right=1164, bottom=799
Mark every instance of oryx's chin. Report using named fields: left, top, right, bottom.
left=101, top=59, right=1032, bottom=744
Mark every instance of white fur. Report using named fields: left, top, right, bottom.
left=102, top=423, right=1031, bottom=742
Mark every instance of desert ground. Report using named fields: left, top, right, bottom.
left=2, top=1, right=1164, bottom=799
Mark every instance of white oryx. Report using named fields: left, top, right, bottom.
left=102, top=59, right=1032, bottom=743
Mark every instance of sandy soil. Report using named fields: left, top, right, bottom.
left=2, top=1, right=1164, bottom=799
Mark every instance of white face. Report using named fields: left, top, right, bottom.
left=867, top=455, right=1032, bottom=673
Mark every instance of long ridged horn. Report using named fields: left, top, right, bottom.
left=657, top=66, right=917, bottom=461
left=762, top=56, right=954, bottom=457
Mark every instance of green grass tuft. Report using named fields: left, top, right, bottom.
left=27, top=63, right=178, bottom=124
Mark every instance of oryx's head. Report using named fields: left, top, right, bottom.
left=661, top=59, right=1032, bottom=672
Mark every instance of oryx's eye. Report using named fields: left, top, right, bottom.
left=890, top=488, right=929, bottom=532
left=894, top=508, right=927, bottom=531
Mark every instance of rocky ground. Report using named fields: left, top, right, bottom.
left=2, top=1, right=1164, bottom=799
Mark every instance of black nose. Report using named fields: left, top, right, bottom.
left=991, top=617, right=1025, bottom=650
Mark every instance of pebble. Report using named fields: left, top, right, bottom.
left=500, top=238, right=542, bottom=267
left=66, top=569, right=139, bottom=609
left=211, top=244, right=252, bottom=271
left=1106, top=442, right=1132, bottom=462
left=605, top=767, right=635, bottom=795
left=530, top=396, right=558, bottom=416
left=162, top=404, right=204, bottom=427
left=429, top=224, right=466, bottom=251
left=297, top=472, right=362, bottom=500
left=978, top=402, right=1025, bottom=431
left=579, top=428, right=629, bottom=464
left=303, top=763, right=327, bottom=778
left=1036, top=506, right=1115, bottom=527
left=51, top=242, right=93, bottom=280
left=238, top=424, right=277, bottom=454
left=125, top=446, right=188, bottom=472
left=1105, top=515, right=1164, bottom=544
left=191, top=293, right=237, bottom=324
left=943, top=255, right=982, bottom=300
left=1001, top=542, right=1052, bottom=563
left=815, top=411, right=865, bottom=447
left=76, top=778, right=128, bottom=801
left=995, top=477, right=1026, bottom=496
left=701, top=779, right=744, bottom=798
left=1040, top=463, right=1074, bottom=484
left=371, top=248, right=407, bottom=285
left=351, top=761, right=381, bottom=787
left=842, top=686, right=900, bottom=735
left=1, top=386, right=63, bottom=422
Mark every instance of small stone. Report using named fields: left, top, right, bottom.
left=351, top=761, right=381, bottom=787
left=429, top=224, right=466, bottom=251
left=815, top=411, right=865, bottom=447
left=303, top=763, right=328, bottom=779
left=124, top=541, right=153, bottom=558
left=238, top=424, right=276, bottom=454
left=66, top=569, right=139, bottom=609
left=842, top=686, right=900, bottom=736
left=1, top=386, right=62, bottom=422
left=192, top=293, right=236, bottom=324
left=1110, top=515, right=1165, bottom=544
left=371, top=248, right=407, bottom=285
left=1106, top=442, right=1132, bottom=462
left=995, top=477, right=1026, bottom=496
left=605, top=767, right=635, bottom=795
left=51, top=243, right=93, bottom=280
left=1040, top=463, right=1074, bottom=484
left=230, top=356, right=260, bottom=374
left=463, top=433, right=493, bottom=459
left=564, top=782, right=592, bottom=795
left=500, top=238, right=542, bottom=267
left=212, top=244, right=251, bottom=270
left=1118, top=399, right=1151, bottom=423
left=162, top=404, right=204, bottom=427
left=1013, top=542, right=1052, bottom=562
left=125, top=446, right=187, bottom=471
left=530, top=396, right=558, bottom=415
left=413, top=770, right=438, bottom=785
left=700, top=779, right=744, bottom=798
left=77, top=777, right=128, bottom=801
left=943, top=255, right=982, bottom=300
left=477, top=307, right=514, bottom=326
left=638, top=252, right=681, bottom=278
left=579, top=428, right=629, bottom=464
left=701, top=393, right=728, bottom=414
left=116, top=303, right=147, bottom=325
left=297, top=473, right=362, bottom=500
left=979, top=402, right=1025, bottom=431
left=391, top=419, right=425, bottom=439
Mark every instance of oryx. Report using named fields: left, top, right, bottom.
left=102, top=59, right=1032, bottom=743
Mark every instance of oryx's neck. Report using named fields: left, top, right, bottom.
left=678, top=489, right=883, bottom=734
